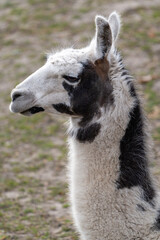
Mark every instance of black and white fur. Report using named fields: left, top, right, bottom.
left=10, top=12, right=160, bottom=239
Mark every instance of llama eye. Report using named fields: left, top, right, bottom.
left=63, top=75, right=80, bottom=83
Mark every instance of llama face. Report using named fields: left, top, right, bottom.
left=10, top=49, right=85, bottom=116
left=10, top=12, right=120, bottom=121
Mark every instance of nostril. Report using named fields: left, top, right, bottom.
left=12, top=93, right=22, bottom=102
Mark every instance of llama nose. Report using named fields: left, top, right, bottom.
left=10, top=89, right=35, bottom=113
left=11, top=90, right=29, bottom=102
left=12, top=92, right=22, bottom=101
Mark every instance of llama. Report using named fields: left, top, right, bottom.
left=10, top=12, right=160, bottom=239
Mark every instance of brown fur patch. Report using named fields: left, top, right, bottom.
left=94, top=57, right=113, bottom=106
left=94, top=57, right=109, bottom=80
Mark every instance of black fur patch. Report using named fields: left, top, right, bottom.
left=62, top=60, right=113, bottom=124
left=76, top=123, right=101, bottom=143
left=117, top=85, right=155, bottom=204
left=53, top=103, right=74, bottom=115
left=71, top=61, right=113, bottom=125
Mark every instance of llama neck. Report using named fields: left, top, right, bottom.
left=68, top=109, right=129, bottom=189
left=68, top=104, right=158, bottom=240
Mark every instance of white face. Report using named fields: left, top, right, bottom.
left=10, top=12, right=120, bottom=118
left=10, top=48, right=90, bottom=116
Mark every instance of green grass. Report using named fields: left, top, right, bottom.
left=49, top=182, right=67, bottom=197
left=122, top=7, right=160, bottom=59
left=79, top=7, right=91, bottom=13
left=0, top=113, right=62, bottom=150
left=153, top=127, right=160, bottom=141
left=144, top=81, right=160, bottom=113
left=0, top=179, right=19, bottom=192
left=11, top=8, right=26, bottom=16
left=38, top=153, right=53, bottom=161
left=2, top=2, right=15, bottom=8
left=23, top=208, right=34, bottom=214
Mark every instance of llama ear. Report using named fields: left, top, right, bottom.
left=95, top=15, right=112, bottom=59
left=108, top=11, right=121, bottom=42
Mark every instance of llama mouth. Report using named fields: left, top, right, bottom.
left=20, top=106, right=45, bottom=116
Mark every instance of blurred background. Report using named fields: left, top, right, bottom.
left=0, top=0, right=160, bottom=239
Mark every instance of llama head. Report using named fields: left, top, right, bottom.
left=10, top=12, right=120, bottom=124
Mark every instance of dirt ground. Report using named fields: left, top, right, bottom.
left=0, top=0, right=160, bottom=239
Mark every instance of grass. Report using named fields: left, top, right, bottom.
left=49, top=182, right=68, bottom=199
left=153, top=127, right=160, bottom=141
left=144, top=81, right=160, bottom=113
left=122, top=7, right=160, bottom=60
left=0, top=114, right=62, bottom=149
